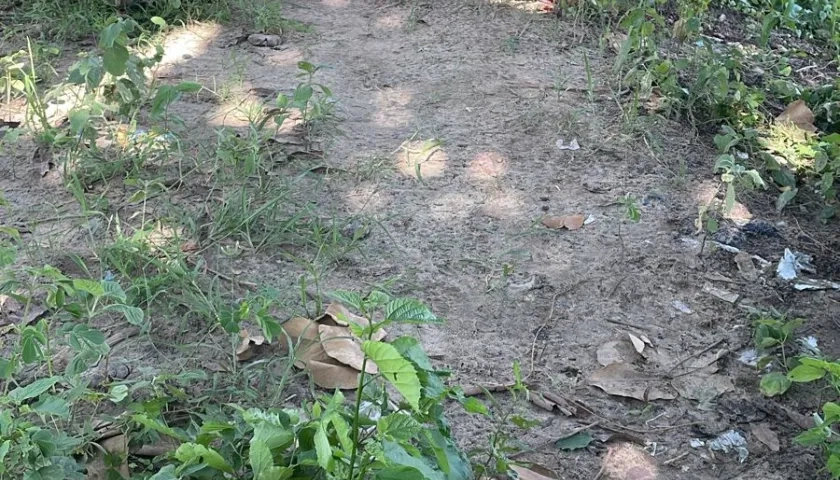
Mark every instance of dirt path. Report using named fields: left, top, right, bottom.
left=2, top=0, right=836, bottom=478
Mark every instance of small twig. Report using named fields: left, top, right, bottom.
left=525, top=280, right=589, bottom=381
left=605, top=318, right=649, bottom=331
left=666, top=338, right=726, bottom=377
left=663, top=451, right=689, bottom=466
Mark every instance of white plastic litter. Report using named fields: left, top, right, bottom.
left=709, top=430, right=749, bottom=463
left=556, top=138, right=580, bottom=151
left=777, top=248, right=815, bottom=280
left=799, top=336, right=821, bottom=356
left=672, top=300, right=693, bottom=314
left=689, top=439, right=705, bottom=448
left=738, top=349, right=760, bottom=367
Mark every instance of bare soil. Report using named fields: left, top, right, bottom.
left=3, top=1, right=840, bottom=479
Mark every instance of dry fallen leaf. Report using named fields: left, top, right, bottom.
left=628, top=333, right=645, bottom=355
left=776, top=99, right=817, bottom=133
left=509, top=464, right=559, bottom=480
left=320, top=303, right=387, bottom=341
left=750, top=423, right=780, bottom=452
left=277, top=316, right=320, bottom=354
left=588, top=363, right=676, bottom=401
left=671, top=373, right=734, bottom=401
left=87, top=434, right=129, bottom=480
left=541, top=214, right=585, bottom=230
left=596, top=340, right=640, bottom=366
left=295, top=341, right=360, bottom=389
left=319, top=325, right=378, bottom=374
left=236, top=329, right=266, bottom=362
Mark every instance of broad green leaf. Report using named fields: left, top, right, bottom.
left=102, top=45, right=129, bottom=76
left=824, top=402, right=840, bottom=422
left=385, top=299, right=441, bottom=324
left=109, top=384, right=129, bottom=403
left=362, top=341, right=422, bottom=411
left=151, top=85, right=180, bottom=117
left=461, top=397, right=488, bottom=416
left=759, top=371, right=792, bottom=397
left=131, top=414, right=187, bottom=442
left=68, top=109, right=90, bottom=134
left=293, top=84, right=313, bottom=105
left=149, top=465, right=178, bottom=480
left=105, top=304, right=145, bottom=326
left=73, top=278, right=105, bottom=298
left=102, top=280, right=127, bottom=301
left=788, top=364, right=826, bottom=383
left=314, top=422, right=332, bottom=471
left=391, top=336, right=434, bottom=371
left=745, top=169, right=766, bottom=189
left=257, top=313, right=282, bottom=343
left=175, top=443, right=233, bottom=473
left=32, top=395, right=70, bottom=418
left=382, top=440, right=445, bottom=480
left=376, top=467, right=427, bottom=480
left=329, top=291, right=363, bottom=310
left=150, top=16, right=167, bottom=27
left=99, top=22, right=123, bottom=48
left=69, top=324, right=108, bottom=353
left=377, top=413, right=423, bottom=441
left=827, top=454, right=840, bottom=478
left=0, top=440, right=9, bottom=471
left=776, top=188, right=798, bottom=212
left=8, top=377, right=59, bottom=403
left=554, top=431, right=593, bottom=450
left=510, top=415, right=541, bottom=429
left=795, top=426, right=830, bottom=446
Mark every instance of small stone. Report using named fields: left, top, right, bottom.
left=247, top=34, right=283, bottom=48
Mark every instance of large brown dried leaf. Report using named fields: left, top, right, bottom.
left=588, top=363, right=676, bottom=401
left=320, top=303, right=386, bottom=341
left=294, top=341, right=361, bottom=389
left=671, top=372, right=734, bottom=401
left=776, top=99, right=817, bottom=133
left=235, top=329, right=266, bottom=362
left=319, top=325, right=377, bottom=374
left=308, top=359, right=360, bottom=390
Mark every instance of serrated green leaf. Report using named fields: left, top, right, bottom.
left=102, top=280, right=127, bottom=301
left=760, top=371, right=792, bottom=397
left=385, top=299, right=441, bottom=324
left=795, top=426, right=830, bottom=446
left=362, top=341, right=421, bottom=411
left=8, top=377, right=59, bottom=403
left=554, top=431, right=593, bottom=450
left=329, top=291, right=363, bottom=310
left=788, top=364, right=826, bottom=383
left=377, top=413, right=423, bottom=441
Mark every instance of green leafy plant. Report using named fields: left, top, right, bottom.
left=260, top=61, right=337, bottom=137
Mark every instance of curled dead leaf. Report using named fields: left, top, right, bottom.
left=319, top=325, right=378, bottom=374
left=671, top=373, right=734, bottom=401
left=236, top=329, right=266, bottom=362
left=294, top=341, right=360, bottom=389
left=588, top=363, right=676, bottom=401
left=776, top=99, right=817, bottom=133
left=320, top=303, right=387, bottom=341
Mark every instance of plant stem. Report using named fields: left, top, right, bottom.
left=346, top=360, right=367, bottom=480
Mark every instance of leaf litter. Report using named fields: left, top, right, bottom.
left=236, top=303, right=389, bottom=390
left=541, top=214, right=585, bottom=230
